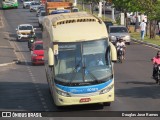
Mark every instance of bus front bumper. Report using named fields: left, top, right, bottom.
left=53, top=90, right=114, bottom=106
left=2, top=3, right=18, bottom=8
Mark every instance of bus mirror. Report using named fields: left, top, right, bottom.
left=48, top=48, right=54, bottom=67
left=109, top=42, right=117, bottom=62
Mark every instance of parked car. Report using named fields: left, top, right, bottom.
left=29, top=1, right=41, bottom=12
left=31, top=40, right=44, bottom=65
left=38, top=10, right=46, bottom=27
left=16, top=24, right=36, bottom=41
left=94, top=3, right=120, bottom=13
left=129, top=12, right=147, bottom=24
left=108, top=26, right=131, bottom=45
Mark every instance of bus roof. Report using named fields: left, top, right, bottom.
left=43, top=12, right=108, bottom=42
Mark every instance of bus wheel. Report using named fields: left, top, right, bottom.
left=103, top=102, right=111, bottom=106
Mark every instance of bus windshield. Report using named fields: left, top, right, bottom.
left=54, top=39, right=112, bottom=85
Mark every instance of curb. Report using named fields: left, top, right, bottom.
left=131, top=38, right=160, bottom=49
left=0, top=61, right=16, bottom=67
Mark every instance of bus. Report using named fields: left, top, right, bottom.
left=2, top=0, right=18, bottom=9
left=42, top=12, right=117, bottom=106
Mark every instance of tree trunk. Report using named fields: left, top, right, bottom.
left=124, top=11, right=128, bottom=28
left=146, top=22, right=148, bottom=36
left=150, top=20, right=155, bottom=39
left=150, top=20, right=157, bottom=39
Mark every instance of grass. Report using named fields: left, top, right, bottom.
left=130, top=32, right=160, bottom=45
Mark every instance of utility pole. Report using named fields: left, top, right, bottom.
left=111, top=4, right=115, bottom=22
left=98, top=0, right=103, bottom=18
left=73, top=0, right=77, bottom=7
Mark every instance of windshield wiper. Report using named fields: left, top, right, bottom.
left=83, top=67, right=99, bottom=84
left=68, top=60, right=82, bottom=85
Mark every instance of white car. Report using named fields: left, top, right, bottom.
left=30, top=1, right=41, bottom=12
left=129, top=12, right=147, bottom=24
left=16, top=24, right=35, bottom=41
left=23, top=0, right=33, bottom=9
left=38, top=10, right=46, bottom=27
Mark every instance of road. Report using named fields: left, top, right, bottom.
left=0, top=1, right=160, bottom=119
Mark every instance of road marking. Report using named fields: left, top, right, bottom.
left=0, top=14, right=4, bottom=28
left=0, top=61, right=16, bottom=67
left=5, top=32, right=49, bottom=111
left=0, top=46, right=11, bottom=48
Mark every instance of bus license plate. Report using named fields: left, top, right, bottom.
left=79, top=98, right=91, bottom=103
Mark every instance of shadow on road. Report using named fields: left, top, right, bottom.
left=0, top=81, right=104, bottom=111
left=116, top=82, right=160, bottom=99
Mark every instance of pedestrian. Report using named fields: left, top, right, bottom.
left=139, top=20, right=146, bottom=40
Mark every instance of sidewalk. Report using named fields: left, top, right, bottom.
left=0, top=30, right=17, bottom=66
left=0, top=9, right=17, bottom=66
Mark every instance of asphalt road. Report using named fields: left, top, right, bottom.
left=0, top=1, right=160, bottom=119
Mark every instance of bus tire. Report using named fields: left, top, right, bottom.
left=103, top=102, right=111, bottom=106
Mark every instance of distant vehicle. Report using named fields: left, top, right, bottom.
left=29, top=1, right=41, bottom=12
left=104, top=21, right=113, bottom=31
left=16, top=24, right=35, bottom=41
left=36, top=6, right=45, bottom=17
left=129, top=12, right=147, bottom=24
left=31, top=40, right=44, bottom=65
left=23, top=0, right=33, bottom=9
left=45, top=1, right=72, bottom=15
left=2, top=0, right=18, bottom=9
left=38, top=10, right=46, bottom=27
left=94, top=3, right=113, bottom=13
left=71, top=7, right=79, bottom=12
left=50, top=9, right=71, bottom=15
left=109, top=26, right=131, bottom=45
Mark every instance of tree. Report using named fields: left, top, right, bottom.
left=136, top=0, right=160, bottom=38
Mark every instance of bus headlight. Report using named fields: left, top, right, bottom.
left=56, top=89, right=71, bottom=97
left=99, top=84, right=114, bottom=94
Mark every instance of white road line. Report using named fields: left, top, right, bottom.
left=5, top=32, right=50, bottom=111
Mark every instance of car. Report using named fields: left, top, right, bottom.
left=108, top=26, right=131, bottom=45
left=29, top=1, right=41, bottom=12
left=38, top=10, right=46, bottom=27
left=71, top=7, right=79, bottom=12
left=94, top=3, right=118, bottom=13
left=16, top=24, right=35, bottom=41
left=104, top=21, right=113, bottom=31
left=129, top=12, right=147, bottom=25
left=23, top=0, right=33, bottom=9
left=36, top=6, right=45, bottom=17
left=31, top=40, right=44, bottom=65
